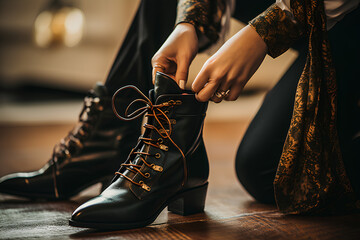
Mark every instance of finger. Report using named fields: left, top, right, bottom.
left=210, top=89, right=224, bottom=103
left=175, top=60, right=190, bottom=90
left=217, top=78, right=233, bottom=95
left=195, top=78, right=221, bottom=102
left=210, top=94, right=223, bottom=103
left=152, top=65, right=166, bottom=84
left=192, top=66, right=210, bottom=93
left=210, top=89, right=230, bottom=103
left=210, top=78, right=233, bottom=103
left=225, top=84, right=243, bottom=101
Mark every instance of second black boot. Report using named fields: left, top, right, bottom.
left=69, top=72, right=209, bottom=229
left=0, top=83, right=140, bottom=200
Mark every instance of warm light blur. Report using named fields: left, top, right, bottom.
left=34, top=7, right=85, bottom=48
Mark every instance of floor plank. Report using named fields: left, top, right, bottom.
left=0, top=121, right=359, bottom=239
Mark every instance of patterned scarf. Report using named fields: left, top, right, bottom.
left=274, top=0, right=359, bottom=214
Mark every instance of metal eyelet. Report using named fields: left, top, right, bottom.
left=78, top=128, right=86, bottom=136
left=64, top=149, right=71, bottom=159
left=70, top=136, right=83, bottom=149
left=168, top=100, right=175, bottom=105
left=155, top=153, right=161, bottom=159
left=144, top=173, right=150, bottom=178
left=139, top=181, right=151, bottom=191
left=159, top=144, right=168, bottom=151
left=151, top=164, right=163, bottom=172
left=159, top=129, right=170, bottom=134
left=175, top=100, right=182, bottom=105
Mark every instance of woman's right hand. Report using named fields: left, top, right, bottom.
left=151, top=23, right=198, bottom=89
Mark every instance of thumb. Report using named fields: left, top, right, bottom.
left=175, top=60, right=190, bottom=90
left=152, top=64, right=167, bottom=85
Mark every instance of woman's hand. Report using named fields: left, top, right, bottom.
left=192, top=25, right=268, bottom=102
left=151, top=23, right=198, bottom=89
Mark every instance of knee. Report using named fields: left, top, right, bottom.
left=235, top=144, right=276, bottom=204
left=235, top=144, right=257, bottom=188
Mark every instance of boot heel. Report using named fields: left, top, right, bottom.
left=100, top=176, right=114, bottom=192
left=168, top=183, right=208, bottom=216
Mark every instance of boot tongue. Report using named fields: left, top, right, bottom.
left=154, top=72, right=182, bottom=100
left=92, top=82, right=108, bottom=97
left=128, top=73, right=181, bottom=168
left=126, top=73, right=180, bottom=170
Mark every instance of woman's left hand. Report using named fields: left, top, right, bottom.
left=192, top=25, right=268, bottom=103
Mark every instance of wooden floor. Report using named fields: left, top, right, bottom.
left=0, top=121, right=359, bottom=239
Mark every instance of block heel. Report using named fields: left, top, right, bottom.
left=168, top=183, right=208, bottom=216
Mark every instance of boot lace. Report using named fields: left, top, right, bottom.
left=112, top=85, right=186, bottom=191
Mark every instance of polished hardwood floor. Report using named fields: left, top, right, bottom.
left=0, top=121, right=359, bottom=239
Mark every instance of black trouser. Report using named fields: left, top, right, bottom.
left=235, top=7, right=360, bottom=204
left=104, top=0, right=177, bottom=95
left=104, top=0, right=360, bottom=204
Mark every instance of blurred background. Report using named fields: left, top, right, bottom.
left=0, top=0, right=297, bottom=177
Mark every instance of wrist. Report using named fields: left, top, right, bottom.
left=245, top=25, right=268, bottom=54
left=175, top=22, right=197, bottom=34
left=174, top=22, right=199, bottom=48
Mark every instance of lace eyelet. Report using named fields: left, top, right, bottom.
left=64, top=149, right=71, bottom=159
left=155, top=153, right=161, bottom=159
left=159, top=144, right=169, bottom=151
left=144, top=173, right=150, bottom=178
left=150, top=164, right=163, bottom=172
left=78, top=128, right=86, bottom=136
left=159, top=129, right=170, bottom=134
left=175, top=100, right=182, bottom=105
left=139, top=181, right=151, bottom=191
left=157, top=138, right=163, bottom=143
left=81, top=131, right=89, bottom=138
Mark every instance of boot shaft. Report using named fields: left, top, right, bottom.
left=68, top=84, right=141, bottom=156
left=114, top=72, right=209, bottom=199
left=52, top=83, right=141, bottom=178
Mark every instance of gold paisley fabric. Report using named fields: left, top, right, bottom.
left=176, top=0, right=226, bottom=43
left=250, top=1, right=359, bottom=214
left=249, top=4, right=304, bottom=58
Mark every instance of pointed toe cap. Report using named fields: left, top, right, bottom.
left=71, top=196, right=113, bottom=224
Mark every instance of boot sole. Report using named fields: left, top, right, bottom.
left=0, top=175, right=113, bottom=200
left=68, top=182, right=208, bottom=230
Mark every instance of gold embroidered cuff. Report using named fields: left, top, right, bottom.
left=176, top=0, right=225, bottom=44
left=249, top=4, right=304, bottom=58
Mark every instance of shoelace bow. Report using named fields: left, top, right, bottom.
left=51, top=93, right=104, bottom=198
left=112, top=85, right=187, bottom=191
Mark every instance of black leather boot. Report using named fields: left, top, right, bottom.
left=69, top=72, right=209, bottom=229
left=0, top=83, right=140, bottom=200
